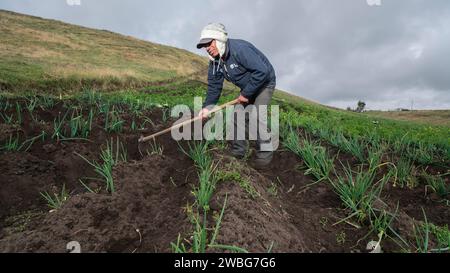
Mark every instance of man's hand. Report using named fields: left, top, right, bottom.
left=198, top=108, right=210, bottom=120
left=237, top=94, right=249, bottom=104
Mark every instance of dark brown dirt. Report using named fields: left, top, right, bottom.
left=251, top=150, right=370, bottom=252
left=0, top=155, right=194, bottom=253
left=209, top=152, right=307, bottom=253
left=0, top=100, right=197, bottom=252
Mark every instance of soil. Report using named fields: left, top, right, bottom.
left=0, top=99, right=448, bottom=253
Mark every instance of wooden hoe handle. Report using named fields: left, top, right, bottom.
left=138, top=99, right=239, bottom=143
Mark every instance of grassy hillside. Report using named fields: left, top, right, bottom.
left=0, top=10, right=207, bottom=93
left=1, top=9, right=448, bottom=145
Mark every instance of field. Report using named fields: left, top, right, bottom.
left=0, top=10, right=449, bottom=253
left=0, top=81, right=449, bottom=253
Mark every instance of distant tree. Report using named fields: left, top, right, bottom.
left=355, top=101, right=366, bottom=113
left=346, top=106, right=353, bottom=111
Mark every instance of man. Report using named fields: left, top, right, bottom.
left=196, top=23, right=277, bottom=168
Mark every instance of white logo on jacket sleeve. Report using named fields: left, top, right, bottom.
left=230, top=64, right=239, bottom=69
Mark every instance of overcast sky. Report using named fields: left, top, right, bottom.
left=1, top=0, right=450, bottom=110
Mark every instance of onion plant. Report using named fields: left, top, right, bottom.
left=25, top=96, right=38, bottom=112
left=282, top=128, right=334, bottom=182
left=139, top=117, right=155, bottom=130
left=330, top=164, right=388, bottom=223
left=367, top=143, right=387, bottom=171
left=394, top=157, right=417, bottom=188
left=423, top=172, right=449, bottom=198
left=179, top=141, right=217, bottom=211
left=146, top=139, right=164, bottom=156
left=0, top=112, right=13, bottom=124
left=406, top=142, right=435, bottom=165
left=179, top=141, right=212, bottom=171
left=52, top=110, right=70, bottom=141
left=194, top=162, right=219, bottom=212
left=171, top=195, right=247, bottom=253
left=413, top=208, right=430, bottom=253
left=1, top=131, right=46, bottom=152
left=15, top=102, right=22, bottom=125
left=76, top=138, right=127, bottom=193
left=339, top=135, right=366, bottom=163
left=2, top=99, right=12, bottom=112
left=69, top=108, right=93, bottom=138
left=1, top=134, right=20, bottom=151
left=39, top=95, right=55, bottom=109
left=104, top=106, right=124, bottom=133
left=19, top=131, right=46, bottom=152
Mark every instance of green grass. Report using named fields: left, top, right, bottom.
left=3, top=210, right=45, bottom=236
left=366, top=110, right=450, bottom=127
left=216, top=170, right=261, bottom=199
left=11, top=78, right=441, bottom=174
left=429, top=224, right=450, bottom=252
left=267, top=182, right=279, bottom=197
left=413, top=210, right=450, bottom=253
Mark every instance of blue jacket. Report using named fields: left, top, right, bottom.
left=203, top=39, right=276, bottom=108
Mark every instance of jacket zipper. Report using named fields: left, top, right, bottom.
left=222, top=62, right=232, bottom=81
